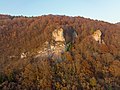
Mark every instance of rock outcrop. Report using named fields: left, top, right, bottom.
left=35, top=27, right=77, bottom=61
left=52, top=28, right=65, bottom=42
left=92, top=30, right=105, bottom=44
left=52, top=26, right=78, bottom=44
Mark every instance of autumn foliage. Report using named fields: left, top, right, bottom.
left=0, top=14, right=120, bottom=89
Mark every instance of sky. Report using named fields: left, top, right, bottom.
left=0, top=0, right=120, bottom=23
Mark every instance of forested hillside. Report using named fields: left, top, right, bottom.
left=0, top=14, right=120, bottom=90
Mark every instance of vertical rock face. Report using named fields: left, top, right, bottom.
left=52, top=28, right=65, bottom=42
left=92, top=30, right=103, bottom=44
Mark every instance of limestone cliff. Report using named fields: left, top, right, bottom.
left=35, top=27, right=77, bottom=61
left=92, top=30, right=105, bottom=44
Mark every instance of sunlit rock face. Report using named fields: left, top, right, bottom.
left=92, top=30, right=102, bottom=44
left=20, top=53, right=27, bottom=59
left=52, top=28, right=65, bottom=42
